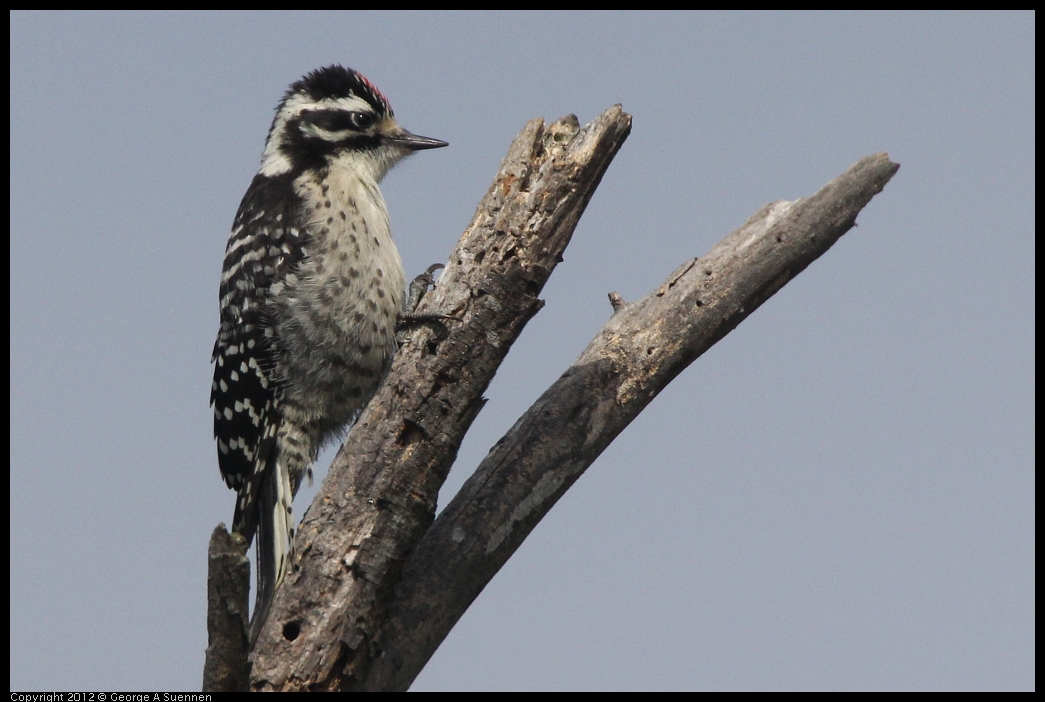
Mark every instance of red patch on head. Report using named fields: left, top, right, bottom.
left=356, top=72, right=391, bottom=111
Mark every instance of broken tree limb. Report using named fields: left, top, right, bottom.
left=202, top=525, right=251, bottom=692
left=360, top=153, right=901, bottom=691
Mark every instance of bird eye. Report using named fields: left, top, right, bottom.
left=348, top=112, right=375, bottom=130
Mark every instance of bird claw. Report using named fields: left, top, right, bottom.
left=402, top=263, right=444, bottom=316
left=398, top=264, right=457, bottom=341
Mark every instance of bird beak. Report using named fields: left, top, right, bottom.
left=387, top=129, right=448, bottom=151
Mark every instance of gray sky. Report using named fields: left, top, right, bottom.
left=10, top=11, right=1033, bottom=691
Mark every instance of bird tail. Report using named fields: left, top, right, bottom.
left=249, top=458, right=295, bottom=646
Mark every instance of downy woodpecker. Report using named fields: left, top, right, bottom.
left=211, top=65, right=446, bottom=640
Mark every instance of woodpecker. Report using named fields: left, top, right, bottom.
left=211, top=65, right=446, bottom=641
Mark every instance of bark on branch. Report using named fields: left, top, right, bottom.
left=202, top=526, right=250, bottom=692
left=360, top=152, right=900, bottom=690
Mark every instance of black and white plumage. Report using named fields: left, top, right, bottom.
left=210, top=65, right=446, bottom=640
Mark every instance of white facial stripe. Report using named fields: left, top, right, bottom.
left=282, top=93, right=375, bottom=116
left=299, top=124, right=356, bottom=142
left=260, top=94, right=381, bottom=176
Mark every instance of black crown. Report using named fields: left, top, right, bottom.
left=285, top=65, right=393, bottom=118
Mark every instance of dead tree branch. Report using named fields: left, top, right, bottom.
left=360, top=152, right=901, bottom=691
left=202, top=525, right=251, bottom=692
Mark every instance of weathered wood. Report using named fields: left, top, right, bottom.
left=202, top=525, right=250, bottom=692
left=361, top=153, right=901, bottom=691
